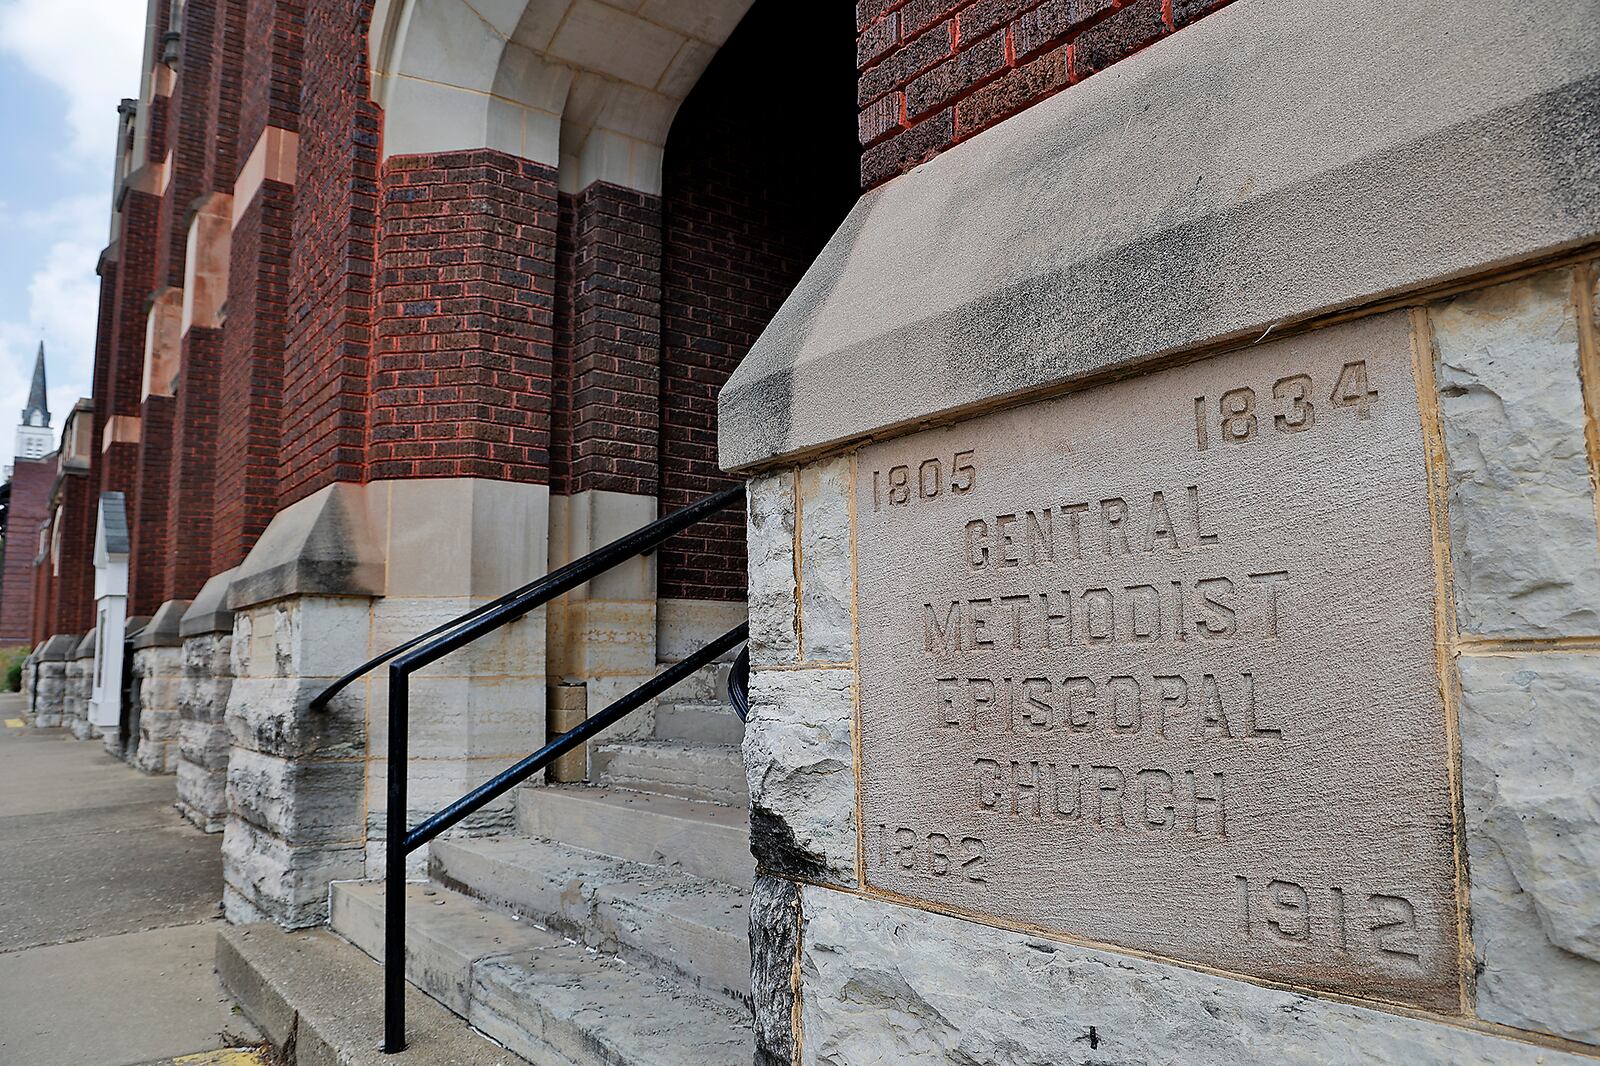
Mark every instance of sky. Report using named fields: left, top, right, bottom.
left=0, top=0, right=145, bottom=468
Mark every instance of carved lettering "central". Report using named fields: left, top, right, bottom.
left=963, top=485, right=1220, bottom=570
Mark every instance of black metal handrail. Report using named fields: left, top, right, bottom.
left=309, top=483, right=743, bottom=713
left=362, top=484, right=746, bottom=1053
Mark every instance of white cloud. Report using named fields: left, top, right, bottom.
left=0, top=195, right=110, bottom=469
left=0, top=1, right=141, bottom=466
left=0, top=0, right=144, bottom=160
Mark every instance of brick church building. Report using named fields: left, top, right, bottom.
left=21, top=0, right=1230, bottom=846
left=18, top=0, right=1597, bottom=1062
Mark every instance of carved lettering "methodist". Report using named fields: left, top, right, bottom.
left=922, top=571, right=1291, bottom=656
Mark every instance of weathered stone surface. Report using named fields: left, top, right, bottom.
left=64, top=640, right=95, bottom=739
left=719, top=0, right=1600, bottom=471
left=227, top=747, right=364, bottom=846
left=179, top=566, right=237, bottom=638
left=1457, top=652, right=1600, bottom=1044
left=798, top=457, right=853, bottom=662
left=221, top=816, right=365, bottom=929
left=1432, top=269, right=1600, bottom=637
left=750, top=875, right=800, bottom=1066
left=742, top=666, right=856, bottom=885
left=229, top=482, right=385, bottom=609
left=133, top=644, right=184, bottom=774
left=797, top=887, right=1590, bottom=1066
left=223, top=594, right=370, bottom=929
left=225, top=675, right=365, bottom=759
left=31, top=659, right=66, bottom=727
left=748, top=472, right=798, bottom=665
left=31, top=634, right=78, bottom=727
left=177, top=631, right=234, bottom=832
left=854, top=312, right=1458, bottom=1007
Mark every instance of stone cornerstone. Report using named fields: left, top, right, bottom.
left=721, top=0, right=1600, bottom=1063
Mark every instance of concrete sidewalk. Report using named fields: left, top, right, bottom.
left=0, top=693, right=264, bottom=1065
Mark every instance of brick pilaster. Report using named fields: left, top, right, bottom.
left=130, top=397, right=174, bottom=616
left=166, top=328, right=221, bottom=601
left=279, top=0, right=376, bottom=506
left=369, top=150, right=558, bottom=483
left=553, top=183, right=663, bottom=497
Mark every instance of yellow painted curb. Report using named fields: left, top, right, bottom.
left=172, top=1050, right=270, bottom=1065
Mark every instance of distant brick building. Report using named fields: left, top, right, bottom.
left=0, top=344, right=56, bottom=645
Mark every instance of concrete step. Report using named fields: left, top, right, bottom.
left=653, top=660, right=731, bottom=706
left=653, top=701, right=744, bottom=745
left=216, top=921, right=526, bottom=1064
left=592, top=740, right=748, bottom=807
left=330, top=881, right=751, bottom=1066
left=517, top=785, right=753, bottom=888
left=430, top=834, right=752, bottom=1002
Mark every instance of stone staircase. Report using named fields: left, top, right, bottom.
left=328, top=663, right=754, bottom=1065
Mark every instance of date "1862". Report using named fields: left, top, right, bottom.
left=1194, top=361, right=1378, bottom=451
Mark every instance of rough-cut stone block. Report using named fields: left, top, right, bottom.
left=743, top=667, right=857, bottom=885
left=178, top=634, right=233, bottom=782
left=1432, top=269, right=1600, bottom=637
left=749, top=472, right=798, bottom=665
left=798, top=456, right=854, bottom=662
left=134, top=645, right=186, bottom=774
left=32, top=659, right=67, bottom=727
left=797, top=887, right=1591, bottom=1065
left=1457, top=652, right=1600, bottom=1044
left=227, top=747, right=365, bottom=846
left=225, top=675, right=365, bottom=759
left=750, top=875, right=800, bottom=1066
left=222, top=816, right=365, bottom=929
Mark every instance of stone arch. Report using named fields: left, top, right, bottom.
left=368, top=0, right=753, bottom=192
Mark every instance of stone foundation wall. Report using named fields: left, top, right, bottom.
left=741, top=264, right=1600, bottom=1065
left=32, top=657, right=67, bottom=727
left=176, top=632, right=233, bottom=832
left=132, top=645, right=185, bottom=773
left=222, top=596, right=369, bottom=928
left=62, top=656, right=89, bottom=738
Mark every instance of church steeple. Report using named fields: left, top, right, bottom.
left=14, top=343, right=53, bottom=462
left=22, top=342, right=48, bottom=429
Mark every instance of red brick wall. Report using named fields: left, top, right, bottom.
left=89, top=256, right=117, bottom=503
left=857, top=0, right=1235, bottom=187
left=100, top=191, right=159, bottom=498
left=211, top=0, right=302, bottom=571
left=370, top=151, right=558, bottom=482
left=29, top=546, right=50, bottom=647
left=130, top=397, right=173, bottom=616
left=166, top=328, right=221, bottom=600
left=240, top=0, right=304, bottom=145
left=550, top=184, right=663, bottom=498
left=153, top=0, right=218, bottom=291
left=0, top=460, right=54, bottom=642
left=202, top=0, right=245, bottom=195
left=213, top=185, right=291, bottom=573
left=279, top=0, right=377, bottom=506
left=46, top=472, right=97, bottom=637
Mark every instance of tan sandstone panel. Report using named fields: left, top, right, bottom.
left=855, top=310, right=1460, bottom=1011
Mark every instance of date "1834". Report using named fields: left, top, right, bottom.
left=1194, top=361, right=1379, bottom=451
